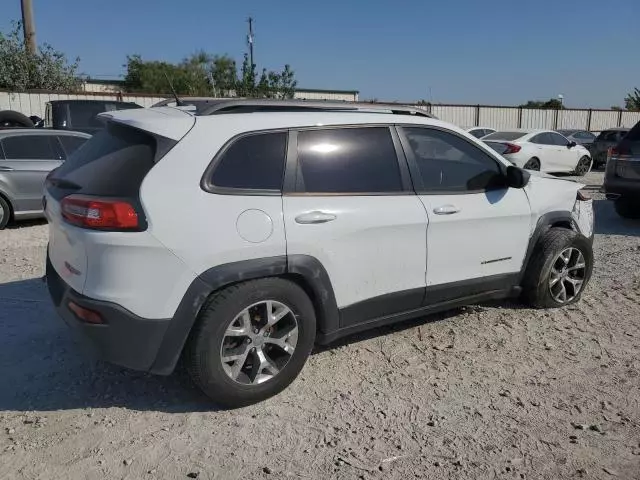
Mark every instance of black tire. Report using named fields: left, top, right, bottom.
left=614, top=198, right=640, bottom=219
left=0, top=196, right=11, bottom=230
left=185, top=278, right=316, bottom=408
left=573, top=156, right=591, bottom=176
left=0, top=110, right=34, bottom=129
left=524, top=157, right=541, bottom=171
left=522, top=228, right=593, bottom=308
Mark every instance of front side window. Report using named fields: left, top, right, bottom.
left=548, top=132, right=570, bottom=146
left=295, top=127, right=402, bottom=194
left=1, top=135, right=57, bottom=160
left=403, top=127, right=503, bottom=193
left=211, top=132, right=287, bottom=191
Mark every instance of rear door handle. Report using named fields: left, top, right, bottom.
left=295, top=211, right=337, bottom=224
left=433, top=205, right=460, bottom=215
left=0, top=166, right=14, bottom=171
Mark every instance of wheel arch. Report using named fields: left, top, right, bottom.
left=519, top=211, right=577, bottom=284
left=150, top=254, right=338, bottom=375
left=0, top=189, right=14, bottom=223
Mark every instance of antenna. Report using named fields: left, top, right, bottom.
left=164, top=72, right=184, bottom=106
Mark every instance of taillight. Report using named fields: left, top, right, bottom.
left=610, top=145, right=631, bottom=158
left=503, top=143, right=522, bottom=154
left=61, top=195, right=140, bottom=230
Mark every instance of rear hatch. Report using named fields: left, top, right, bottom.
left=611, top=123, right=640, bottom=180
left=45, top=108, right=194, bottom=294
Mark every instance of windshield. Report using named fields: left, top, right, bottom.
left=482, top=131, right=527, bottom=141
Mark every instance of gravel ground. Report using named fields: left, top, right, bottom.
left=1, top=172, right=639, bottom=480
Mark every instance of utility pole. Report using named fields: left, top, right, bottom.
left=247, top=17, right=255, bottom=67
left=21, top=0, right=37, bottom=55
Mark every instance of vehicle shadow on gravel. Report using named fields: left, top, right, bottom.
left=7, top=219, right=48, bottom=229
left=593, top=199, right=640, bottom=236
left=0, top=278, right=218, bottom=413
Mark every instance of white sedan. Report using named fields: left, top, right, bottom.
left=482, top=129, right=592, bottom=176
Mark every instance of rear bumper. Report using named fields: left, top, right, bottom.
left=46, top=254, right=171, bottom=372
left=604, top=176, right=640, bottom=200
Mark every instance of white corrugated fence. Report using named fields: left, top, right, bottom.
left=1, top=90, right=639, bottom=132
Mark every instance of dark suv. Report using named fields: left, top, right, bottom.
left=591, top=128, right=629, bottom=169
left=604, top=122, right=640, bottom=218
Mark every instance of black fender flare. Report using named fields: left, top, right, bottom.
left=518, top=210, right=579, bottom=283
left=150, top=255, right=339, bottom=374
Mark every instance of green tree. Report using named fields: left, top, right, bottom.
left=0, top=21, right=80, bottom=91
left=624, top=88, right=640, bottom=110
left=123, top=51, right=296, bottom=98
left=519, top=99, right=564, bottom=109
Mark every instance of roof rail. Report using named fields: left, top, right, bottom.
left=196, top=99, right=435, bottom=118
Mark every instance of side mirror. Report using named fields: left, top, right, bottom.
left=506, top=165, right=530, bottom=189
left=568, top=141, right=577, bottom=148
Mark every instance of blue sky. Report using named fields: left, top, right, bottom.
left=2, top=0, right=639, bottom=108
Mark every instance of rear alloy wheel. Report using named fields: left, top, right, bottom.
left=614, top=198, right=640, bottom=219
left=522, top=227, right=593, bottom=308
left=573, top=156, right=591, bottom=176
left=524, top=158, right=541, bottom=171
left=186, top=278, right=316, bottom=407
left=0, top=196, right=11, bottom=230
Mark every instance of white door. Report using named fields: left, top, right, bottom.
left=282, top=126, right=428, bottom=319
left=548, top=132, right=578, bottom=172
left=398, top=126, right=532, bottom=296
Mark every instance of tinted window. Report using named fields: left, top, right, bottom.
left=296, top=127, right=402, bottom=193
left=548, top=132, right=569, bottom=146
left=599, top=130, right=624, bottom=142
left=483, top=131, right=526, bottom=141
left=58, top=136, right=88, bottom=157
left=48, top=123, right=169, bottom=200
left=404, top=127, right=503, bottom=192
left=212, top=132, right=287, bottom=190
left=1, top=135, right=58, bottom=160
left=469, top=129, right=485, bottom=138
left=626, top=123, right=640, bottom=141
left=575, top=131, right=595, bottom=140
left=529, top=134, right=547, bottom=144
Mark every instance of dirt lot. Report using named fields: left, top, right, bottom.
left=1, top=172, right=639, bottom=480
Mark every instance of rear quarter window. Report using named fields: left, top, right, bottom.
left=48, top=123, right=174, bottom=199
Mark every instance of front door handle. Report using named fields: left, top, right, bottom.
left=0, top=166, right=14, bottom=171
left=295, top=211, right=337, bottom=224
left=433, top=205, right=460, bottom=215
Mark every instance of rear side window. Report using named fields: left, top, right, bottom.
left=403, top=127, right=503, bottom=193
left=211, top=132, right=287, bottom=191
left=483, top=131, right=526, bottom=141
left=48, top=123, right=172, bottom=199
left=58, top=136, right=88, bottom=157
left=295, top=127, right=402, bottom=194
left=1, top=135, right=59, bottom=160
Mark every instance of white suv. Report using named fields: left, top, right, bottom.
left=44, top=100, right=595, bottom=407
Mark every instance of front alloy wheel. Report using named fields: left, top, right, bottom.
left=548, top=247, right=586, bottom=303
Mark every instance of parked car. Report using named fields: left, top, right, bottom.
left=44, top=100, right=142, bottom=135
left=482, top=129, right=592, bottom=175
left=44, top=100, right=594, bottom=407
left=556, top=129, right=596, bottom=149
left=604, top=122, right=640, bottom=218
left=0, top=129, right=90, bottom=229
left=590, top=128, right=630, bottom=169
left=465, top=127, right=496, bottom=139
